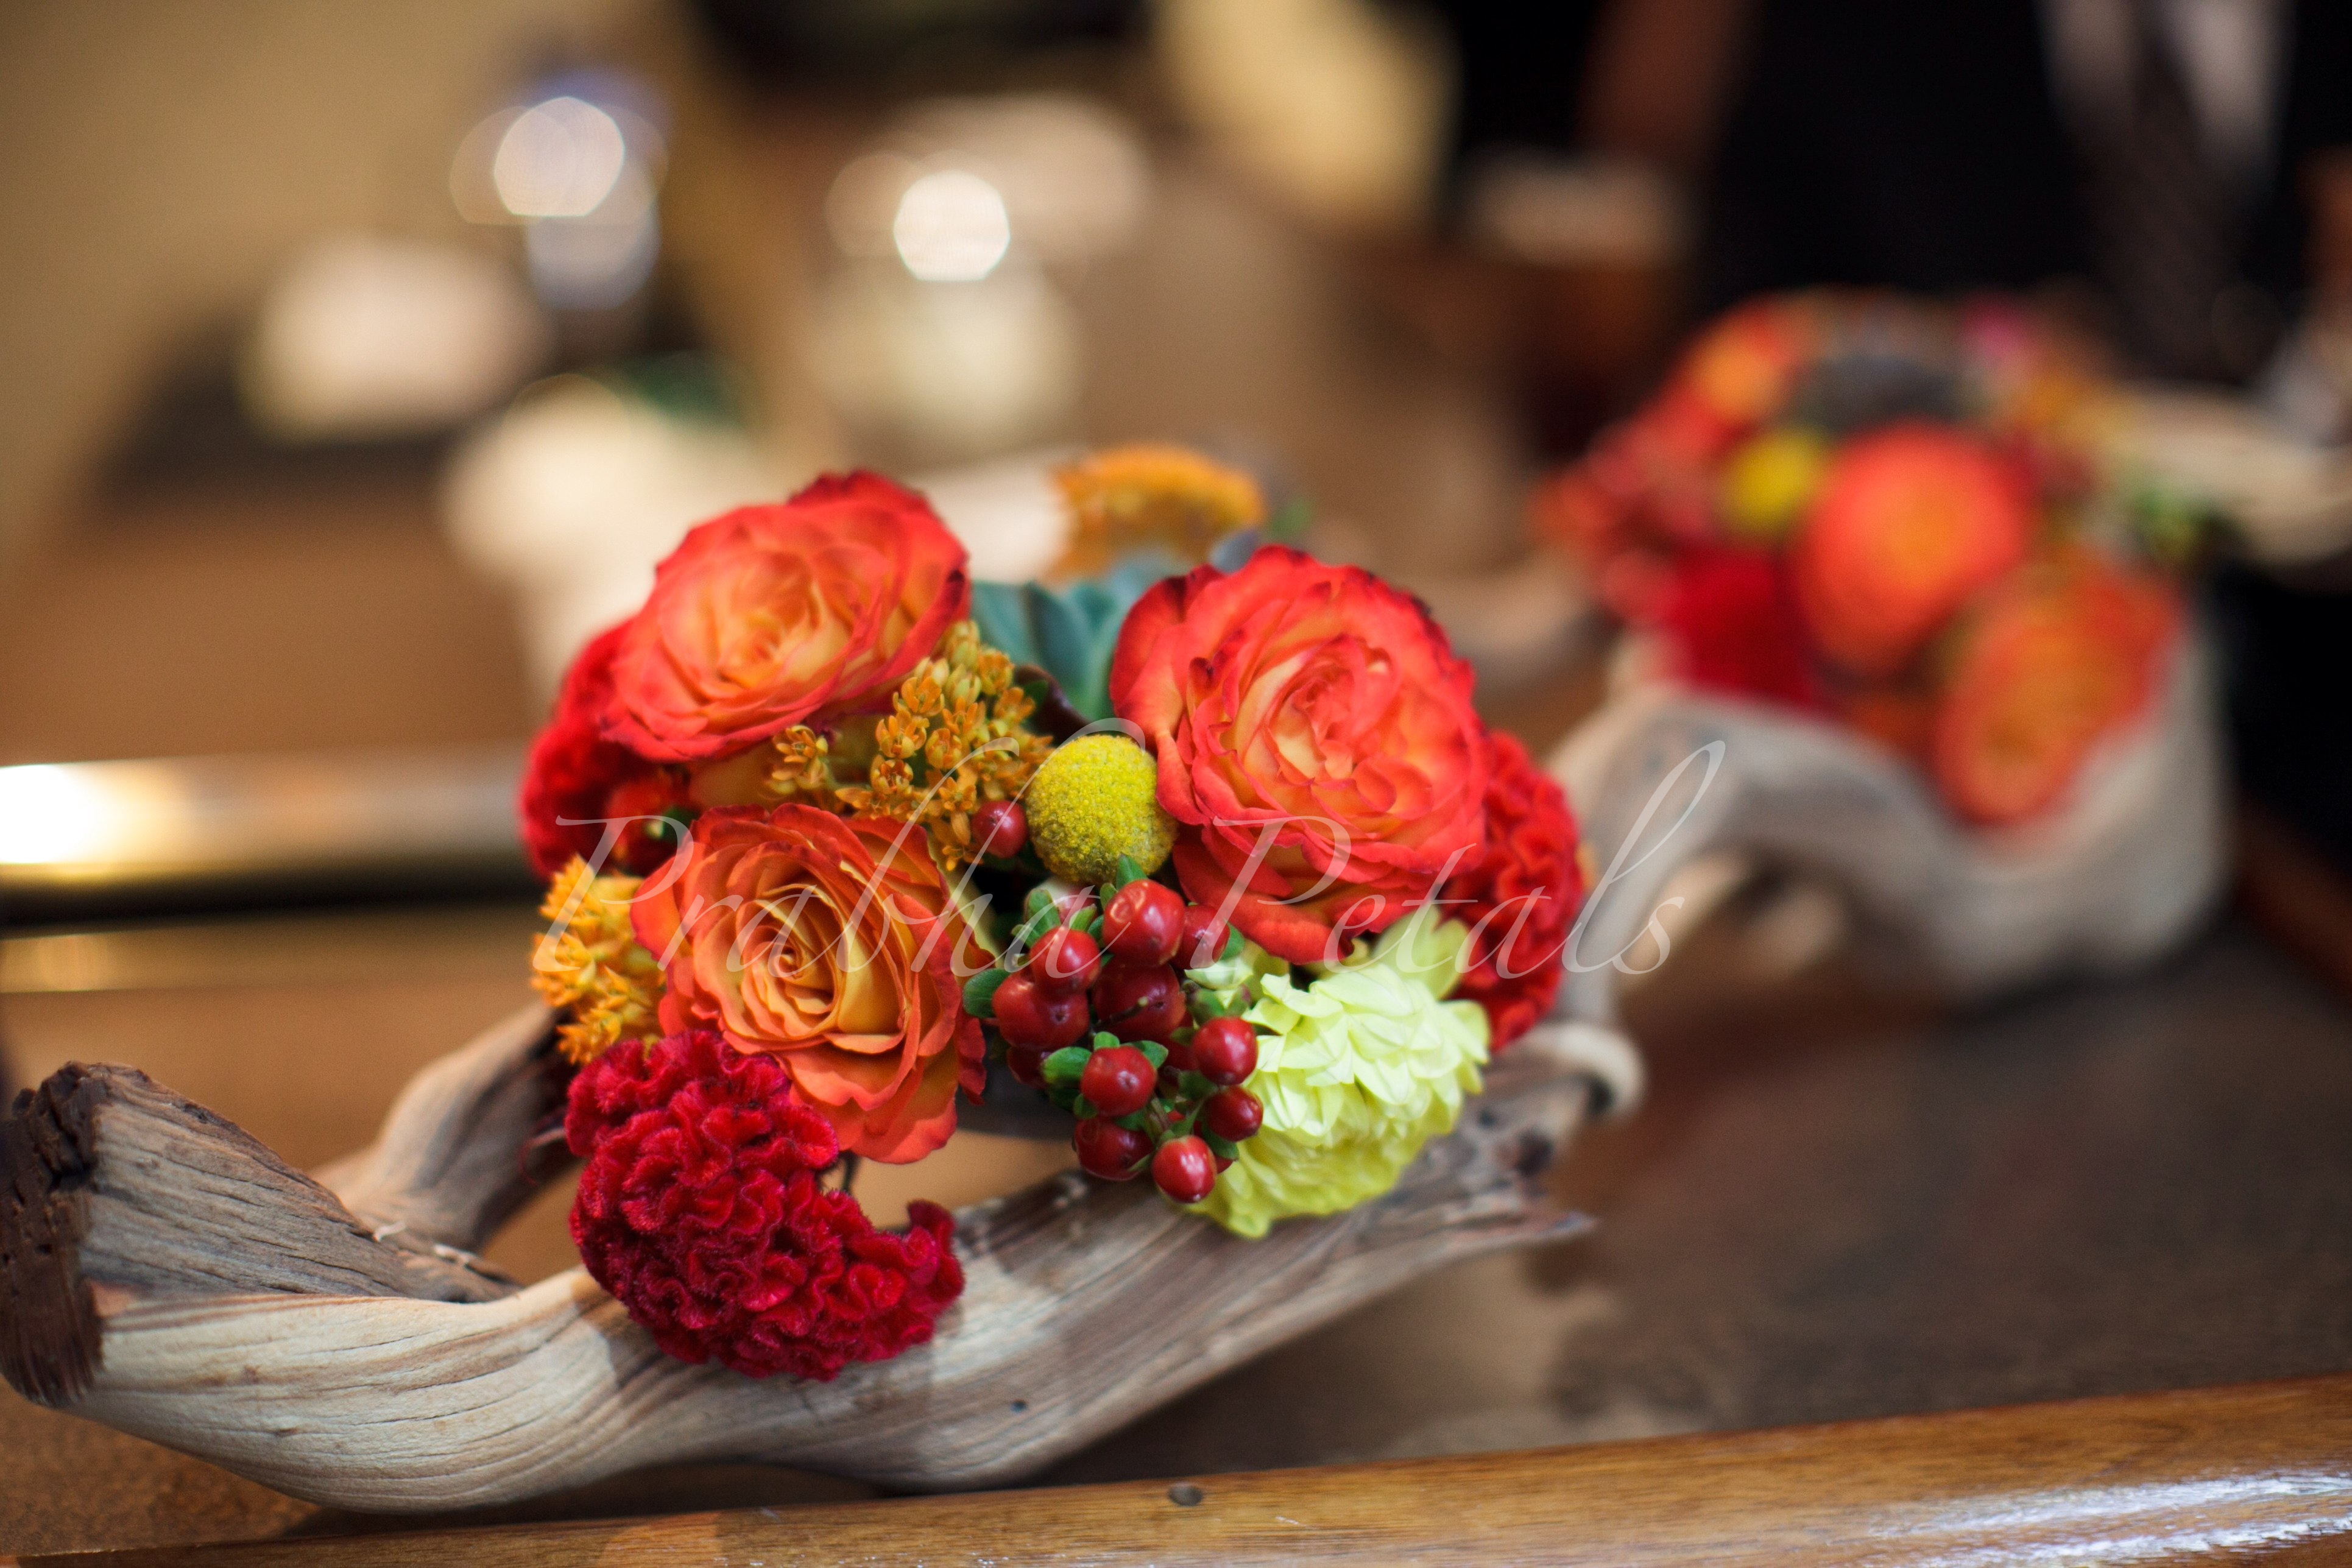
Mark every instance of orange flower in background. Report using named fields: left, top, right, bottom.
left=1930, top=553, right=2178, bottom=825
left=1109, top=547, right=1488, bottom=966
left=1791, top=424, right=2033, bottom=678
left=1051, top=443, right=1265, bottom=578
left=1651, top=297, right=1818, bottom=458
left=604, top=473, right=970, bottom=763
left=631, top=804, right=987, bottom=1162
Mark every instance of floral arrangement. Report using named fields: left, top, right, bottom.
left=522, top=447, right=1589, bottom=1380
left=1534, top=292, right=2184, bottom=826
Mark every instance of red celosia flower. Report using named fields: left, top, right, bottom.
left=1651, top=547, right=1822, bottom=710
left=566, top=1030, right=964, bottom=1381
left=1790, top=423, right=2034, bottom=679
left=1929, top=551, right=2179, bottom=825
left=518, top=625, right=685, bottom=878
left=1444, top=732, right=1586, bottom=1052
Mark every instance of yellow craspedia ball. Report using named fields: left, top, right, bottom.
left=1720, top=425, right=1829, bottom=542
left=1025, top=733, right=1177, bottom=885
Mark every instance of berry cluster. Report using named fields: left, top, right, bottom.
left=967, top=859, right=1265, bottom=1205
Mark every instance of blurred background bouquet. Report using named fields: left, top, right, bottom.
left=1534, top=292, right=2186, bottom=827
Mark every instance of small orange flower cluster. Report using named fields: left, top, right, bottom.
left=829, top=621, right=1054, bottom=872
left=1051, top=443, right=1265, bottom=579
left=530, top=859, right=663, bottom=1065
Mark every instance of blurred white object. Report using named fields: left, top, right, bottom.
left=2111, top=387, right=2352, bottom=564
left=444, top=376, right=780, bottom=694
left=892, top=170, right=1014, bottom=283
left=451, top=77, right=668, bottom=312
left=2261, top=305, right=2352, bottom=444
left=808, top=264, right=1081, bottom=463
left=492, top=97, right=629, bottom=219
left=911, top=447, right=1076, bottom=584
left=827, top=96, right=1150, bottom=269
left=239, top=238, right=550, bottom=442
left=1156, top=0, right=1449, bottom=231
left=1463, top=155, right=1689, bottom=269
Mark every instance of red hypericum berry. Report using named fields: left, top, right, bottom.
left=1091, top=962, right=1187, bottom=1044
left=994, top=971, right=1089, bottom=1051
left=1202, top=1086, right=1263, bottom=1142
left=1179, top=903, right=1231, bottom=969
left=1079, top=1045, right=1155, bottom=1118
left=1073, top=1116, right=1152, bottom=1180
left=972, top=800, right=1028, bottom=859
left=1103, top=880, right=1185, bottom=966
left=1054, top=889, right=1098, bottom=925
left=1153, top=1136, right=1218, bottom=1204
left=1029, top=926, right=1102, bottom=996
left=1215, top=1153, right=1234, bottom=1172
left=1192, top=1017, right=1260, bottom=1087
left=1006, top=1042, right=1051, bottom=1088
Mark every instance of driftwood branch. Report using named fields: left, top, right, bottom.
left=0, top=998, right=1619, bottom=1511
left=1552, top=629, right=2226, bottom=1026
left=310, top=1002, right=568, bottom=1254
left=0, top=1062, right=521, bottom=1407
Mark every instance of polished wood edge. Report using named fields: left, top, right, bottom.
left=30, top=1371, right=2352, bottom=1566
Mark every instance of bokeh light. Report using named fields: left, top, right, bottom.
left=892, top=169, right=1013, bottom=283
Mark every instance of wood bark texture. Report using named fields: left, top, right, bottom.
left=0, top=1005, right=1616, bottom=1512
left=1552, top=627, right=2225, bottom=1028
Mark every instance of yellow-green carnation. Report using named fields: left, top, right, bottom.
left=1199, top=916, right=1489, bottom=1238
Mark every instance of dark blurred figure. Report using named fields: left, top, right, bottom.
left=1436, top=0, right=2352, bottom=383
left=1706, top=0, right=2352, bottom=381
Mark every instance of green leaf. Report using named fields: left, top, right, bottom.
left=1220, top=925, right=1243, bottom=962
left=1092, top=1031, right=1121, bottom=1052
left=1114, top=853, right=1145, bottom=889
left=970, top=580, right=1043, bottom=668
left=1202, top=1131, right=1240, bottom=1162
left=1023, top=884, right=1058, bottom=923
left=1138, top=1041, right=1168, bottom=1070
left=1042, top=1048, right=1092, bottom=1089
left=1114, top=1109, right=1157, bottom=1133
left=962, top=968, right=1009, bottom=1020
left=1072, top=907, right=1103, bottom=937
left=1176, top=1070, right=1217, bottom=1102
left=1073, top=1094, right=1098, bottom=1121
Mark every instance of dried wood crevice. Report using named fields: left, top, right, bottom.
left=0, top=1000, right=1620, bottom=1511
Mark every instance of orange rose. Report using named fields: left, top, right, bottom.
left=631, top=805, right=986, bottom=1162
left=1109, top=548, right=1488, bottom=965
left=1930, top=553, right=2178, bottom=825
left=604, top=473, right=970, bottom=763
left=1791, top=423, right=2033, bottom=678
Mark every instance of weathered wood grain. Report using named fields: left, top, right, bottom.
left=0, top=1063, right=518, bottom=1408
left=0, top=1020, right=1614, bottom=1511
left=309, top=1003, right=566, bottom=1254
left=1553, top=630, right=2225, bottom=1027
left=35, top=1372, right=2352, bottom=1566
